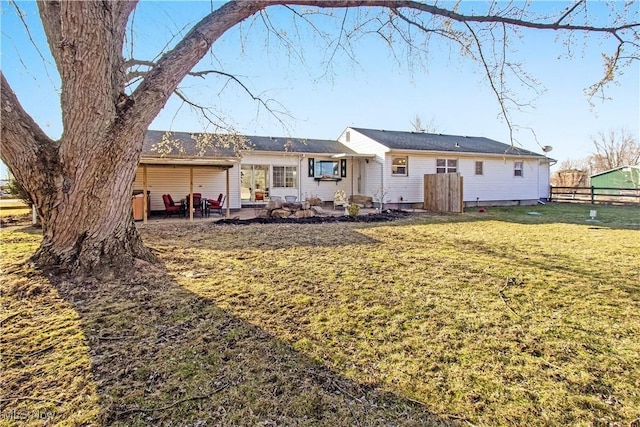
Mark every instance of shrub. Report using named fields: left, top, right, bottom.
left=6, top=178, right=32, bottom=205
left=347, top=203, right=360, bottom=217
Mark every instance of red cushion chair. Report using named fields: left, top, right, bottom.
left=185, top=193, right=203, bottom=218
left=208, top=193, right=225, bottom=216
left=162, top=194, right=182, bottom=218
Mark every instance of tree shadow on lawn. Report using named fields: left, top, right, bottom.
left=53, top=267, right=455, bottom=426
left=142, top=220, right=385, bottom=251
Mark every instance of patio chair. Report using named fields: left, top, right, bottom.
left=333, top=190, right=348, bottom=210
left=162, top=194, right=182, bottom=218
left=208, top=193, right=226, bottom=216
left=185, top=193, right=203, bottom=218
left=284, top=195, right=297, bottom=203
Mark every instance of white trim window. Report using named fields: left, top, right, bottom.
left=475, top=161, right=484, bottom=175
left=392, top=156, right=408, bottom=176
left=436, top=158, right=457, bottom=173
left=273, top=166, right=297, bottom=188
left=514, top=161, right=524, bottom=177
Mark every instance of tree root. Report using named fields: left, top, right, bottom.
left=115, top=384, right=229, bottom=418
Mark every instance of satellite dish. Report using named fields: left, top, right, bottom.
left=542, top=145, right=553, bottom=153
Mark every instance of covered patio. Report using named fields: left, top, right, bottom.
left=136, top=157, right=237, bottom=223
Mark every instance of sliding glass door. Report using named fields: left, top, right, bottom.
left=241, top=164, right=269, bottom=202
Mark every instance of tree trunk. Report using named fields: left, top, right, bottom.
left=2, top=72, right=155, bottom=276
left=1, top=1, right=268, bottom=277
left=31, top=132, right=157, bottom=277
left=1, top=0, right=155, bottom=277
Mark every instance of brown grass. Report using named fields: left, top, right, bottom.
left=1, top=204, right=638, bottom=426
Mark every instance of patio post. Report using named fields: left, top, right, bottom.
left=225, top=168, right=230, bottom=218
left=189, top=167, right=194, bottom=222
left=142, top=165, right=148, bottom=223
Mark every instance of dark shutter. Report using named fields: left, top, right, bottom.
left=340, top=159, right=347, bottom=178
left=308, top=158, right=314, bottom=177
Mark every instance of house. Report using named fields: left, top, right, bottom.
left=590, top=166, right=640, bottom=195
left=134, top=130, right=369, bottom=215
left=134, top=127, right=553, bottom=218
left=338, top=127, right=553, bottom=208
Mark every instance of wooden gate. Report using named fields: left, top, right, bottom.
left=423, top=173, right=463, bottom=213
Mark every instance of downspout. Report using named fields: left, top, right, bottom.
left=350, top=156, right=354, bottom=199
left=299, top=154, right=304, bottom=201
left=380, top=158, right=385, bottom=211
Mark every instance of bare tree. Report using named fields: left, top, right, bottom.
left=410, top=114, right=439, bottom=133
left=551, top=159, right=589, bottom=187
left=588, top=128, right=640, bottom=173
left=1, top=1, right=639, bottom=277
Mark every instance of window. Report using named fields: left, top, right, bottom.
left=475, top=161, right=484, bottom=175
left=315, top=160, right=339, bottom=178
left=514, top=161, right=523, bottom=177
left=273, top=166, right=297, bottom=188
left=436, top=158, right=457, bottom=173
left=392, top=156, right=408, bottom=176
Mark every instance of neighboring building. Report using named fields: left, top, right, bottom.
left=134, top=127, right=553, bottom=214
left=590, top=166, right=640, bottom=195
left=338, top=127, right=553, bottom=207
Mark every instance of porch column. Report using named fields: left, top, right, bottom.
left=350, top=157, right=354, bottom=198
left=225, top=168, right=230, bottom=218
left=189, top=167, right=194, bottom=222
left=142, top=165, right=148, bottom=223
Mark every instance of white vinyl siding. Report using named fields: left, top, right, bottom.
left=339, top=128, right=391, bottom=198
left=378, top=155, right=543, bottom=204
left=134, top=166, right=238, bottom=211
left=463, top=158, right=540, bottom=202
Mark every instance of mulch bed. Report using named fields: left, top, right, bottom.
left=215, top=210, right=414, bottom=226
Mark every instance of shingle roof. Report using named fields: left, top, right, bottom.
left=245, top=135, right=357, bottom=154
left=142, top=130, right=355, bottom=157
left=143, top=130, right=237, bottom=158
left=351, top=127, right=545, bottom=157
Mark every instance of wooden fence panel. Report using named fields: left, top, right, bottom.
left=550, top=186, right=640, bottom=205
left=424, top=173, right=463, bottom=213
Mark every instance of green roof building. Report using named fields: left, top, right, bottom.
left=590, top=166, right=640, bottom=195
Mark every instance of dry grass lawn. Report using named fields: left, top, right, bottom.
left=1, top=204, right=638, bottom=426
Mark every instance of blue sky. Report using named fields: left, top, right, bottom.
left=1, top=1, right=638, bottom=180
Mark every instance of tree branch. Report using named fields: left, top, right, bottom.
left=464, top=21, right=515, bottom=143
left=173, top=89, right=238, bottom=132
left=555, top=1, right=586, bottom=26
left=268, top=0, right=639, bottom=35
left=129, top=1, right=267, bottom=132
left=0, top=72, right=60, bottom=223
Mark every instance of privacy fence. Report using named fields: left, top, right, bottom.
left=550, top=186, right=640, bottom=205
left=424, top=173, right=464, bottom=213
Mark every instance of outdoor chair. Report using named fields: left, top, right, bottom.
left=284, top=195, right=297, bottom=203
left=333, top=190, right=348, bottom=210
left=208, top=193, right=225, bottom=216
left=162, top=194, right=182, bottom=218
left=185, top=193, right=203, bottom=218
